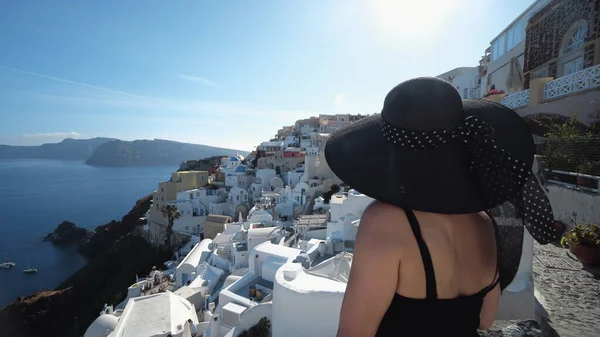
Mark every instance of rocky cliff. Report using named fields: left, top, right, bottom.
left=178, top=155, right=223, bottom=173
left=0, top=194, right=173, bottom=337
left=44, top=221, right=94, bottom=245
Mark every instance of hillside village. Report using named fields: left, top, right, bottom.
left=81, top=1, right=600, bottom=336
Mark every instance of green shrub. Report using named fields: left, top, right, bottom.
left=560, top=224, right=600, bottom=249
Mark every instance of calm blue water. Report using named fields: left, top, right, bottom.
left=0, top=159, right=176, bottom=308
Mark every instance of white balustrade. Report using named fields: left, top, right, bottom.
left=544, top=64, right=600, bottom=99
left=500, top=89, right=530, bottom=109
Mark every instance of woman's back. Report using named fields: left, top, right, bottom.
left=373, top=203, right=500, bottom=336
left=396, top=208, right=497, bottom=300
left=328, top=77, right=560, bottom=337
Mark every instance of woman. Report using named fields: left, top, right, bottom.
left=324, top=77, right=559, bottom=337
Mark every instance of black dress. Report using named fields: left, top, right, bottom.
left=375, top=209, right=499, bottom=337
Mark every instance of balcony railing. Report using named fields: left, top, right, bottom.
left=500, top=89, right=530, bottom=109
left=544, top=64, right=600, bottom=100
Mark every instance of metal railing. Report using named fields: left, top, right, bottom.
left=544, top=64, right=600, bottom=99
left=500, top=89, right=530, bottom=109
left=545, top=169, right=600, bottom=194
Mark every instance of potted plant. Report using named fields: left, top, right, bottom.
left=576, top=161, right=600, bottom=189
left=560, top=223, right=600, bottom=265
left=237, top=317, right=271, bottom=337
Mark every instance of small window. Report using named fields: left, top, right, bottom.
left=507, top=27, right=514, bottom=51
left=497, top=34, right=505, bottom=58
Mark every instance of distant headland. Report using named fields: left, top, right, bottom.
left=0, top=138, right=248, bottom=167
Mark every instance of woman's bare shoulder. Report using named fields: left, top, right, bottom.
left=359, top=201, right=411, bottom=237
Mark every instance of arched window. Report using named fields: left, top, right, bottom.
left=565, top=25, right=586, bottom=53
left=560, top=21, right=588, bottom=77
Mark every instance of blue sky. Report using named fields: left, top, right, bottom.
left=0, top=0, right=534, bottom=151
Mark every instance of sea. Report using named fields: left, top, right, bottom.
left=0, top=159, right=176, bottom=308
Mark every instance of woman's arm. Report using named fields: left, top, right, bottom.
left=336, top=203, right=404, bottom=337
left=479, top=210, right=501, bottom=330
left=479, top=282, right=500, bottom=329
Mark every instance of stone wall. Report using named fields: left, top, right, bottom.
left=545, top=185, right=600, bottom=225
left=524, top=0, right=600, bottom=85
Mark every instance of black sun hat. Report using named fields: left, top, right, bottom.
left=324, top=77, right=560, bottom=290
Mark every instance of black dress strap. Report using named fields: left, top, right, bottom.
left=404, top=209, right=438, bottom=299
left=479, top=263, right=501, bottom=296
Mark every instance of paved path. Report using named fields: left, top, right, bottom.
left=532, top=242, right=600, bottom=337
left=480, top=320, right=544, bottom=336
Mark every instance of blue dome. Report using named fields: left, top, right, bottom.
left=230, top=156, right=239, bottom=162
left=235, top=166, right=247, bottom=173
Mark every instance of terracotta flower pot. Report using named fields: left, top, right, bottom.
left=569, top=244, right=600, bottom=265
left=553, top=221, right=566, bottom=235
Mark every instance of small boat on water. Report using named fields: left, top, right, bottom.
left=23, top=258, right=37, bottom=274
left=0, top=255, right=16, bottom=269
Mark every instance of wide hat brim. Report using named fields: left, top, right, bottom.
left=325, top=99, right=536, bottom=214
left=325, top=98, right=557, bottom=290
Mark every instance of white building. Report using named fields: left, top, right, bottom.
left=205, top=187, right=249, bottom=219
left=225, top=166, right=254, bottom=189
left=105, top=292, right=199, bottom=337
left=169, top=187, right=229, bottom=235
left=484, top=0, right=552, bottom=94
left=283, top=169, right=304, bottom=186
left=84, top=313, right=119, bottom=337
left=248, top=168, right=277, bottom=201
left=271, top=252, right=352, bottom=337
left=299, top=125, right=314, bottom=135
left=188, top=261, right=226, bottom=295
left=220, top=156, right=244, bottom=171
left=213, top=242, right=302, bottom=336
left=283, top=135, right=298, bottom=147
left=301, top=146, right=336, bottom=181
left=257, top=141, right=285, bottom=153
left=327, top=190, right=374, bottom=241
left=176, top=239, right=213, bottom=287
left=219, top=251, right=352, bottom=337
left=436, top=67, right=480, bottom=99
left=299, top=134, right=312, bottom=149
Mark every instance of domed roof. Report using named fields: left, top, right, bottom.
left=84, top=314, right=118, bottom=337
left=230, top=156, right=239, bottom=161
left=235, top=165, right=247, bottom=173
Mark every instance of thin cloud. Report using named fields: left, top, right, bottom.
left=177, top=74, right=221, bottom=87
left=35, top=92, right=315, bottom=125
left=0, top=65, right=138, bottom=97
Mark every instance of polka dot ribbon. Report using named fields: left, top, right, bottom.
left=381, top=116, right=560, bottom=244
